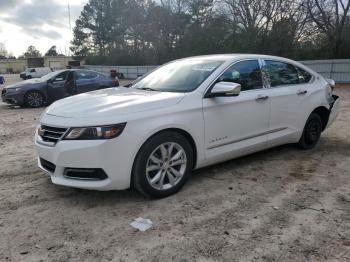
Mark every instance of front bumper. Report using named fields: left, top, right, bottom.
left=326, top=95, right=340, bottom=128
left=35, top=130, right=139, bottom=191
left=1, top=90, right=25, bottom=105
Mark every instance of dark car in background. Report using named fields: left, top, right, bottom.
left=1, top=69, right=119, bottom=108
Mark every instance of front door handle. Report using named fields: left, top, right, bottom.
left=256, top=95, right=269, bottom=101
left=297, top=90, right=308, bottom=95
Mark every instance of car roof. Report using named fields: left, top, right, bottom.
left=180, top=53, right=302, bottom=64
left=176, top=53, right=312, bottom=72
left=52, top=69, right=98, bottom=73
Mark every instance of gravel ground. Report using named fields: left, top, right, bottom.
left=0, top=75, right=349, bottom=262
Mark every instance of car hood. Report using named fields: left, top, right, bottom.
left=5, top=78, right=45, bottom=89
left=46, top=87, right=185, bottom=118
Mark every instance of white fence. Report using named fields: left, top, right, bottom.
left=85, top=65, right=158, bottom=79
left=85, top=59, right=350, bottom=83
left=301, top=59, right=350, bottom=83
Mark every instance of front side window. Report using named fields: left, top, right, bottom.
left=264, top=60, right=299, bottom=87
left=132, top=59, right=224, bottom=92
left=218, top=60, right=263, bottom=91
left=41, top=71, right=63, bottom=81
left=52, top=71, right=69, bottom=82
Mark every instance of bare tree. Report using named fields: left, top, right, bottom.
left=0, top=42, right=8, bottom=58
left=220, top=0, right=284, bottom=33
left=306, top=0, right=350, bottom=57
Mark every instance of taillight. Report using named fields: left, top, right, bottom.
left=326, top=85, right=334, bottom=103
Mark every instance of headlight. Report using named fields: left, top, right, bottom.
left=64, top=123, right=126, bottom=140
left=7, top=87, right=21, bottom=92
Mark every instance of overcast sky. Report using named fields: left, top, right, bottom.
left=0, top=0, right=87, bottom=57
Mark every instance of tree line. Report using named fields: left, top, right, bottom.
left=67, top=0, right=348, bottom=65
left=0, top=44, right=65, bottom=59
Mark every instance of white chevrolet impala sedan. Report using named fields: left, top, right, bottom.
left=35, top=54, right=340, bottom=197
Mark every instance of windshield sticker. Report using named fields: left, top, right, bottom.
left=192, top=65, right=218, bottom=71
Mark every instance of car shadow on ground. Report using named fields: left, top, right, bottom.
left=43, top=134, right=349, bottom=206
left=43, top=142, right=313, bottom=204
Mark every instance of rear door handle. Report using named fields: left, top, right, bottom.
left=297, top=90, right=308, bottom=95
left=256, top=95, right=269, bottom=101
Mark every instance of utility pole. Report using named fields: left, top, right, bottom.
left=67, top=0, right=72, bottom=56
left=68, top=1, right=72, bottom=32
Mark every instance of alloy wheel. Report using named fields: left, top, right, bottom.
left=146, top=142, right=187, bottom=190
left=27, top=92, right=44, bottom=107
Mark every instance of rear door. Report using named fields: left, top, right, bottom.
left=75, top=71, right=100, bottom=93
left=262, top=60, right=314, bottom=146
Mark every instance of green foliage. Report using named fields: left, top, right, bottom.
left=45, top=46, right=59, bottom=56
left=70, top=0, right=350, bottom=65
left=23, top=45, right=42, bottom=58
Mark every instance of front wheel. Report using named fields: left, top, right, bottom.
left=132, top=131, right=194, bottom=198
left=24, top=91, right=45, bottom=108
left=298, top=113, right=322, bottom=149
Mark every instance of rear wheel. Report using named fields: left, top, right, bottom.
left=298, top=113, right=322, bottom=149
left=132, top=131, right=194, bottom=198
left=24, top=91, right=45, bottom=108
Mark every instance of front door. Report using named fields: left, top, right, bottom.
left=47, top=71, right=69, bottom=102
left=203, top=59, right=270, bottom=161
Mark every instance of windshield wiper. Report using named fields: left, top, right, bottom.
left=123, top=83, right=133, bottom=88
left=137, top=87, right=158, bottom=91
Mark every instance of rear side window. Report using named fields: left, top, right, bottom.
left=264, top=60, right=299, bottom=87
left=297, top=67, right=312, bottom=83
left=218, top=60, right=263, bottom=91
left=86, top=71, right=98, bottom=79
left=76, top=71, right=98, bottom=80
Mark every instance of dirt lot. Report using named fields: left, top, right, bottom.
left=0, top=75, right=349, bottom=262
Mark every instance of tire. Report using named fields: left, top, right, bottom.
left=132, top=131, right=194, bottom=198
left=298, top=113, right=322, bottom=149
left=24, top=91, right=45, bottom=108
left=26, top=75, right=32, bottom=80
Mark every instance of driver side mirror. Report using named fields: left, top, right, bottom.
left=206, top=82, right=241, bottom=98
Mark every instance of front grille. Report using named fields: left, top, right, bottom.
left=39, top=125, right=68, bottom=144
left=1, top=89, right=6, bottom=96
left=40, top=158, right=56, bottom=173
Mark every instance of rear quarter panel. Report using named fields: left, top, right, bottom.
left=292, top=76, right=330, bottom=142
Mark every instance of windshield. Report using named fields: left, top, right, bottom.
left=133, top=59, right=223, bottom=92
left=40, top=71, right=64, bottom=81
